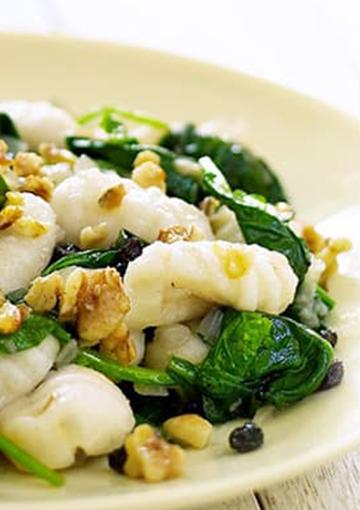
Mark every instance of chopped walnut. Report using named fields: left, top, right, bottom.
left=5, top=191, right=24, bottom=206
left=25, top=268, right=130, bottom=345
left=303, top=225, right=352, bottom=288
left=13, top=152, right=42, bottom=177
left=20, top=175, right=54, bottom=202
left=79, top=223, right=109, bottom=249
left=123, top=424, right=185, bottom=482
left=163, top=414, right=212, bottom=449
left=0, top=205, right=23, bottom=230
left=0, top=139, right=12, bottom=166
left=12, top=217, right=48, bottom=238
left=132, top=161, right=166, bottom=192
left=157, top=225, right=195, bottom=244
left=100, top=323, right=137, bottom=365
left=98, top=184, right=126, bottom=210
left=25, top=273, right=64, bottom=312
left=0, top=301, right=22, bottom=334
left=134, top=150, right=161, bottom=167
left=38, top=143, right=76, bottom=165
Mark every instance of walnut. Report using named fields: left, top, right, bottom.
left=25, top=268, right=130, bottom=345
left=0, top=205, right=23, bottom=230
left=163, top=414, right=212, bottom=449
left=13, top=152, right=42, bottom=177
left=25, top=273, right=64, bottom=312
left=123, top=424, right=185, bottom=482
left=158, top=225, right=194, bottom=244
left=134, top=150, right=161, bottom=166
left=100, top=323, right=138, bottom=365
left=98, top=184, right=126, bottom=210
left=20, top=175, right=54, bottom=202
left=12, top=217, right=48, bottom=238
left=5, top=192, right=24, bottom=206
left=303, top=225, right=352, bottom=288
left=132, top=161, right=166, bottom=192
left=38, top=143, right=76, bottom=165
left=79, top=223, right=109, bottom=249
left=0, top=301, right=22, bottom=335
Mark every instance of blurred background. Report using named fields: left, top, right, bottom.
left=2, top=0, right=360, bottom=118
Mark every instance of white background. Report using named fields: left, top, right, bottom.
left=1, top=0, right=360, bottom=118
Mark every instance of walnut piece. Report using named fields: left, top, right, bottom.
left=25, top=268, right=130, bottom=346
left=20, top=175, right=54, bottom=202
left=79, top=223, right=109, bottom=249
left=303, top=225, right=352, bottom=288
left=98, top=184, right=126, bottom=210
left=123, top=424, right=185, bottom=482
left=132, top=151, right=166, bottom=192
left=13, top=152, right=42, bottom=177
left=100, top=323, right=137, bottom=365
left=38, top=143, right=76, bottom=165
left=12, top=217, right=48, bottom=238
left=0, top=205, right=23, bottom=230
left=163, top=414, right=212, bottom=449
left=0, top=301, right=23, bottom=335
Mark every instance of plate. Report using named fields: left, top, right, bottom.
left=1, top=33, right=360, bottom=510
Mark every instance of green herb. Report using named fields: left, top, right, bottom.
left=42, top=248, right=118, bottom=276
left=168, top=310, right=333, bottom=423
left=78, top=107, right=169, bottom=131
left=0, top=314, right=71, bottom=354
left=0, top=435, right=64, bottom=486
left=316, top=285, right=336, bottom=310
left=0, top=112, right=27, bottom=154
left=0, top=174, right=9, bottom=208
left=75, top=349, right=175, bottom=387
left=199, top=156, right=310, bottom=281
left=6, top=287, right=27, bottom=304
left=66, top=136, right=202, bottom=204
left=161, top=123, right=287, bottom=203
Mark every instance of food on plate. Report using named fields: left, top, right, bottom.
left=0, top=102, right=349, bottom=485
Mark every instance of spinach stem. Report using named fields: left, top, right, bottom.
left=0, top=435, right=64, bottom=487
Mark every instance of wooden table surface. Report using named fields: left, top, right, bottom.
left=3, top=1, right=360, bottom=509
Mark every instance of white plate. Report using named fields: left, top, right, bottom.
left=1, top=33, right=360, bottom=510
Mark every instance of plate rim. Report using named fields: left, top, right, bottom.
left=0, top=32, right=360, bottom=509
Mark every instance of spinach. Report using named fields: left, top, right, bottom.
left=42, top=248, right=119, bottom=276
left=200, top=156, right=310, bottom=281
left=0, top=435, right=64, bottom=486
left=0, top=175, right=9, bottom=209
left=75, top=349, right=175, bottom=387
left=161, top=123, right=287, bottom=203
left=0, top=112, right=27, bottom=154
left=0, top=314, right=71, bottom=354
left=66, top=136, right=202, bottom=204
left=6, top=287, right=27, bottom=304
left=168, top=310, right=333, bottom=423
left=43, top=231, right=146, bottom=276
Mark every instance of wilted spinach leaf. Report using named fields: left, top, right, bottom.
left=161, top=123, right=287, bottom=204
left=200, top=156, right=310, bottom=281
left=0, top=112, right=27, bottom=154
left=168, top=310, right=333, bottom=423
left=0, top=314, right=71, bottom=354
left=66, top=136, right=202, bottom=204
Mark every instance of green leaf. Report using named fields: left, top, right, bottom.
left=0, top=314, right=71, bottom=354
left=78, top=106, right=169, bottom=131
left=6, top=287, right=27, bottom=304
left=199, top=156, right=310, bottom=281
left=161, top=123, right=287, bottom=203
left=0, top=174, right=9, bottom=209
left=0, top=435, right=64, bottom=487
left=0, top=112, right=27, bottom=154
left=316, top=285, right=336, bottom=310
left=42, top=248, right=118, bottom=276
left=75, top=349, right=176, bottom=387
left=66, top=136, right=202, bottom=204
left=169, top=310, right=333, bottom=422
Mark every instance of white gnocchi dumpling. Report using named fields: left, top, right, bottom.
left=0, top=100, right=75, bottom=150
left=51, top=167, right=213, bottom=246
left=0, top=193, right=57, bottom=294
left=124, top=240, right=298, bottom=330
left=0, top=336, right=59, bottom=411
left=145, top=324, right=209, bottom=370
left=0, top=365, right=135, bottom=469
